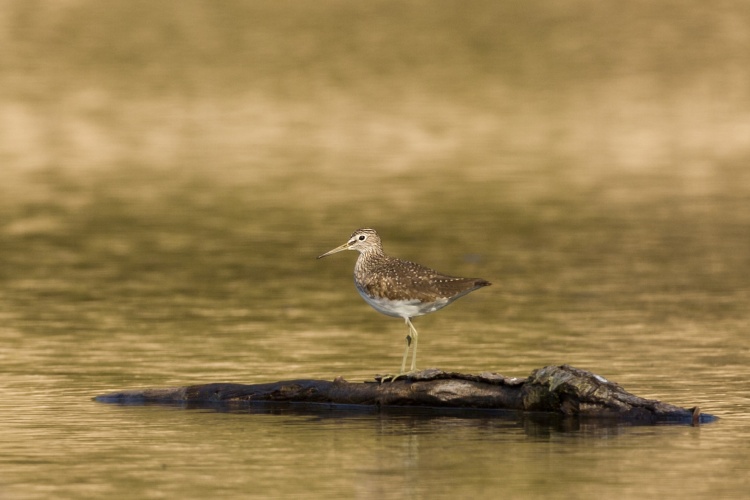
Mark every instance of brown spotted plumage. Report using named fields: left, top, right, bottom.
left=317, top=228, right=491, bottom=375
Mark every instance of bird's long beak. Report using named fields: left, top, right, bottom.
left=317, top=242, right=350, bottom=259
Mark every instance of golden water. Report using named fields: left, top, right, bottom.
left=2, top=1, right=749, bottom=498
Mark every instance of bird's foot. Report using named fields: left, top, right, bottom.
left=375, top=370, right=419, bottom=383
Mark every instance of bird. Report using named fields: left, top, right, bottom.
left=317, top=227, right=491, bottom=377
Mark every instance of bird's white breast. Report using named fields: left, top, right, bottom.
left=355, top=283, right=449, bottom=319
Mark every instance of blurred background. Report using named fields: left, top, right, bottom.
left=1, top=1, right=749, bottom=498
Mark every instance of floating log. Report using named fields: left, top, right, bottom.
left=95, top=364, right=715, bottom=425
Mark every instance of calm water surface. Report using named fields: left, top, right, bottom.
left=2, top=166, right=748, bottom=499
left=2, top=1, right=750, bottom=499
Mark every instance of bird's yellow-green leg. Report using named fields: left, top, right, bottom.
left=387, top=318, right=419, bottom=381
left=406, top=317, right=419, bottom=372
left=400, top=328, right=411, bottom=375
left=380, top=319, right=417, bottom=383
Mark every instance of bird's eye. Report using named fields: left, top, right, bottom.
left=358, top=235, right=366, bottom=241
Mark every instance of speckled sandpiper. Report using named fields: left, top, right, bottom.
left=317, top=228, right=491, bottom=376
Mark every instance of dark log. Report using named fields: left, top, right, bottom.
left=95, top=364, right=716, bottom=425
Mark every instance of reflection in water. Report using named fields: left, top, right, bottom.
left=2, top=0, right=750, bottom=498
left=105, top=399, right=715, bottom=433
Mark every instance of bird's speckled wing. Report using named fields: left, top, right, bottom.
left=359, top=257, right=490, bottom=303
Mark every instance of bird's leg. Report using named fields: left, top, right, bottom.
left=400, top=318, right=412, bottom=374
left=378, top=318, right=416, bottom=383
left=406, top=317, right=418, bottom=372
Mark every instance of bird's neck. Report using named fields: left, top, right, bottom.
left=354, top=249, right=387, bottom=275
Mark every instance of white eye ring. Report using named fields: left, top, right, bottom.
left=358, top=235, right=367, bottom=241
